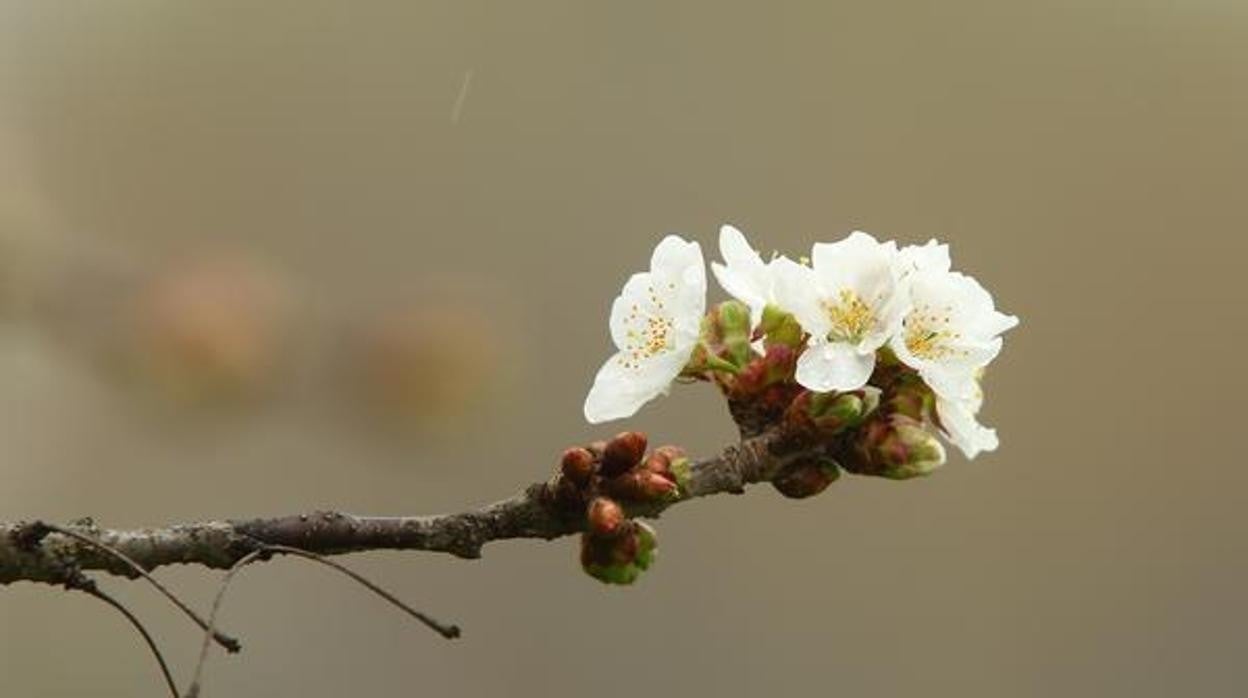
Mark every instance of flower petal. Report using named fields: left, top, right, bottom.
left=771, top=256, right=828, bottom=337
left=898, top=239, right=951, bottom=276
left=712, top=224, right=772, bottom=324
left=719, top=224, right=763, bottom=269
left=583, top=349, right=686, bottom=424
left=795, top=341, right=875, bottom=392
left=810, top=230, right=898, bottom=301
left=650, top=234, right=705, bottom=282
left=920, top=364, right=981, bottom=402
left=650, top=235, right=706, bottom=328
left=936, top=395, right=1000, bottom=459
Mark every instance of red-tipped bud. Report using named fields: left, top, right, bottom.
left=560, top=447, right=597, bottom=486
left=601, top=431, right=648, bottom=477
left=587, top=497, right=625, bottom=538
left=642, top=451, right=672, bottom=476
left=842, top=414, right=946, bottom=479
left=642, top=446, right=687, bottom=478
left=606, top=470, right=678, bottom=502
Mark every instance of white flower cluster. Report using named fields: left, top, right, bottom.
left=583, top=226, right=1018, bottom=459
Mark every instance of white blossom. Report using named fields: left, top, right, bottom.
left=889, top=268, right=1018, bottom=403
left=772, top=231, right=905, bottom=392
left=583, top=236, right=707, bottom=424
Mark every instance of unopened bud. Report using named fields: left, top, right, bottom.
left=606, top=469, right=679, bottom=501
left=560, top=447, right=597, bottom=486
left=715, top=300, right=752, bottom=366
left=601, top=431, right=648, bottom=477
left=639, top=445, right=677, bottom=475
left=844, top=414, right=946, bottom=479
left=716, top=300, right=752, bottom=338
left=586, top=497, right=625, bottom=537
left=580, top=533, right=635, bottom=585
left=882, top=421, right=946, bottom=479
left=642, top=451, right=671, bottom=476
left=609, top=526, right=640, bottom=564
left=580, top=521, right=659, bottom=585
left=885, top=383, right=929, bottom=420
left=808, top=394, right=868, bottom=432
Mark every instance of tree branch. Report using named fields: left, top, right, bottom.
left=0, top=432, right=795, bottom=587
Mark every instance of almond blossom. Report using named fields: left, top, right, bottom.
left=583, top=235, right=707, bottom=424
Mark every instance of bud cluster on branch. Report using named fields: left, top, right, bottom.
left=546, top=432, right=686, bottom=583
left=572, top=225, right=1018, bottom=582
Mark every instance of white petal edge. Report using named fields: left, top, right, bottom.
left=795, top=342, right=875, bottom=392
left=583, top=350, right=686, bottom=424
left=936, top=395, right=1000, bottom=460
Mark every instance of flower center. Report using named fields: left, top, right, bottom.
left=902, top=303, right=961, bottom=360
left=619, top=285, right=676, bottom=370
left=821, top=289, right=877, bottom=342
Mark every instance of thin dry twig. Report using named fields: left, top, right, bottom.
left=184, top=549, right=268, bottom=698
left=263, top=544, right=461, bottom=639
left=185, top=544, right=458, bottom=697
left=77, top=581, right=180, bottom=698
left=39, top=522, right=241, bottom=653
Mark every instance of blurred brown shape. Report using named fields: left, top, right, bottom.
left=349, top=303, right=500, bottom=429
left=128, top=255, right=290, bottom=406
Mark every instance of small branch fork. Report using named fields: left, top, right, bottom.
left=0, top=431, right=800, bottom=695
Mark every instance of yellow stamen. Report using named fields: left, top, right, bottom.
left=821, top=289, right=876, bottom=342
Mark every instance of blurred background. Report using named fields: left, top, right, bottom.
left=0, top=1, right=1245, bottom=696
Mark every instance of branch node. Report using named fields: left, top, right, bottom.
left=11, top=520, right=53, bottom=552
left=38, top=522, right=243, bottom=653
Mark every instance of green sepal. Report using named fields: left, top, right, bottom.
left=716, top=300, right=753, bottom=367
left=760, top=304, right=803, bottom=348
left=668, top=456, right=693, bottom=494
